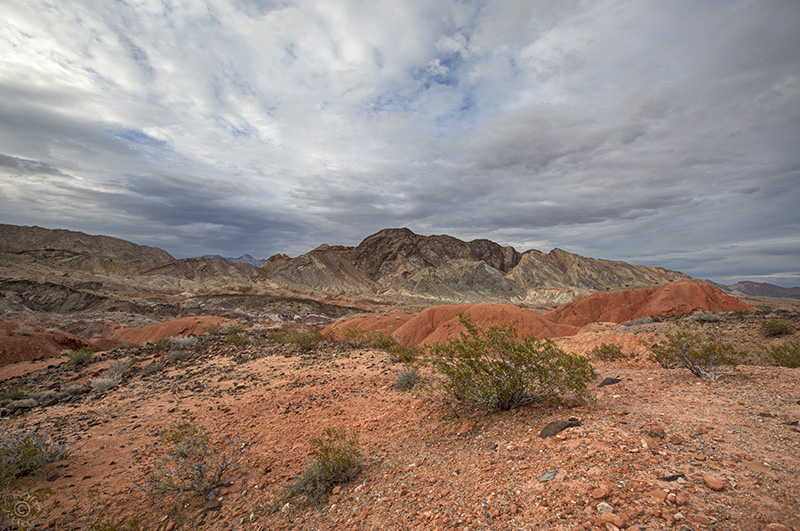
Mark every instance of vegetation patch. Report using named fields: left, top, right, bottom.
left=768, top=342, right=800, bottom=368
left=760, top=319, right=795, bottom=338
left=429, top=315, right=595, bottom=412
left=268, top=328, right=324, bottom=352
left=277, top=427, right=361, bottom=507
left=67, top=347, right=95, bottom=368
left=393, top=368, right=422, bottom=390
left=589, top=343, right=628, bottom=361
left=344, top=328, right=418, bottom=364
left=649, top=324, right=740, bottom=381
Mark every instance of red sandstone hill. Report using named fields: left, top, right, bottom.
left=391, top=304, right=579, bottom=346
left=544, top=281, right=755, bottom=328
left=0, top=321, right=90, bottom=366
left=110, top=316, right=233, bottom=346
left=324, top=282, right=756, bottom=348
left=321, top=312, right=414, bottom=342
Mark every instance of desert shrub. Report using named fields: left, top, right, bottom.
left=106, top=359, right=134, bottom=382
left=589, top=343, right=627, bottom=361
left=1, top=429, right=68, bottom=492
left=761, top=319, right=795, bottom=338
left=269, top=328, right=324, bottom=352
left=393, top=368, right=421, bottom=390
left=139, top=360, right=164, bottom=376
left=15, top=324, right=35, bottom=335
left=145, top=423, right=242, bottom=504
left=757, top=304, right=776, bottom=314
left=429, top=315, right=595, bottom=412
left=0, top=385, right=30, bottom=402
left=62, top=383, right=86, bottom=396
left=692, top=311, right=724, bottom=323
left=168, top=349, right=193, bottom=363
left=68, top=347, right=95, bottom=368
left=226, top=331, right=250, bottom=346
left=169, top=336, right=197, bottom=350
left=150, top=337, right=172, bottom=352
left=91, top=378, right=117, bottom=393
left=649, top=325, right=740, bottom=381
left=206, top=323, right=224, bottom=335
left=768, top=342, right=800, bottom=368
left=282, top=427, right=361, bottom=505
left=222, top=324, right=245, bottom=335
left=732, top=308, right=751, bottom=318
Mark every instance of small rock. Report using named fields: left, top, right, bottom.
left=165, top=521, right=177, bottom=531
left=703, top=474, right=725, bottom=491
left=205, top=496, right=221, bottom=510
left=592, top=486, right=610, bottom=499
left=597, top=501, right=614, bottom=514
left=675, top=492, right=688, bottom=506
left=765, top=524, right=793, bottom=531
left=331, top=486, right=341, bottom=495
left=598, top=377, right=622, bottom=387
left=540, top=419, right=581, bottom=439
left=657, top=473, right=686, bottom=482
left=648, top=488, right=668, bottom=501
left=539, top=469, right=557, bottom=482
left=758, top=412, right=777, bottom=418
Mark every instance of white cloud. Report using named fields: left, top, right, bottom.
left=0, top=0, right=798, bottom=284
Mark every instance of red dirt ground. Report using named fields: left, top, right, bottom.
left=0, top=321, right=89, bottom=366
left=321, top=312, right=414, bottom=342
left=110, top=316, right=234, bottom=345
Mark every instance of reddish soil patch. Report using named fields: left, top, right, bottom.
left=110, top=316, right=233, bottom=345
left=545, top=282, right=755, bottom=328
left=393, top=303, right=580, bottom=346
left=0, top=321, right=89, bottom=367
left=2, top=331, right=798, bottom=531
left=321, top=312, right=414, bottom=341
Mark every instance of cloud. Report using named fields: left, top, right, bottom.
left=0, top=0, right=798, bottom=285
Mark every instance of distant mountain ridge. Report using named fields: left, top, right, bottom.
left=201, top=254, right=267, bottom=267
left=1, top=224, right=692, bottom=307
left=0, top=224, right=173, bottom=262
left=706, top=280, right=800, bottom=300
left=263, top=227, right=692, bottom=305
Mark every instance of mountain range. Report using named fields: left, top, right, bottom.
left=5, top=223, right=786, bottom=324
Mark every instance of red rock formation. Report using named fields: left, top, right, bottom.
left=544, top=282, right=755, bottom=327
left=321, top=312, right=414, bottom=342
left=110, top=316, right=233, bottom=345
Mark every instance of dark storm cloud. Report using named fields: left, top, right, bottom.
left=0, top=0, right=798, bottom=284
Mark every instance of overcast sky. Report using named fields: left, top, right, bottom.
left=1, top=1, right=798, bottom=286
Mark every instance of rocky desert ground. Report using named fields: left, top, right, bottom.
left=1, top=294, right=799, bottom=531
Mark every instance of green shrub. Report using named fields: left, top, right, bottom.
left=206, top=323, right=224, bottom=335
left=151, top=337, right=172, bottom=351
left=0, top=385, right=30, bottom=402
left=283, top=427, right=361, bottom=505
left=429, top=315, right=595, bottom=412
left=269, top=328, right=324, bottom=352
left=91, top=378, right=117, bottom=393
left=107, top=358, right=134, bottom=381
left=589, top=343, right=627, bottom=361
left=1, top=429, right=68, bottom=492
left=769, top=342, right=800, bottom=368
left=761, top=319, right=795, bottom=338
left=145, top=423, right=242, bottom=504
left=168, top=349, right=193, bottom=363
left=67, top=347, right=95, bottom=368
left=226, top=331, right=250, bottom=346
left=649, top=325, right=740, bottom=381
left=393, top=368, right=421, bottom=390
left=139, top=360, right=164, bottom=376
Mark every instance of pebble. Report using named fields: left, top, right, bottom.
left=539, top=469, right=557, bottom=482
left=591, top=486, right=610, bottom=500
left=764, top=524, right=793, bottom=531
left=703, top=474, right=725, bottom=491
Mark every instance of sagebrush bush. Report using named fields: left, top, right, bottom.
left=106, top=359, right=134, bottom=381
left=15, top=324, right=35, bottom=335
left=429, top=315, right=595, bottom=412
left=761, top=319, right=795, bottom=338
left=649, top=325, right=740, bottom=381
left=393, top=368, right=421, bottom=390
left=226, top=331, right=250, bottom=346
left=0, top=385, right=30, bottom=401
left=769, top=342, right=800, bottom=368
left=168, top=349, right=193, bottom=363
left=169, top=336, right=197, bottom=350
left=1, top=429, right=68, bottom=492
left=91, top=378, right=117, bottom=393
left=283, top=427, right=361, bottom=505
left=139, top=360, right=164, bottom=376
left=589, top=343, right=627, bottom=361
left=269, top=328, right=323, bottom=352
left=144, top=423, right=242, bottom=504
left=67, top=347, right=95, bottom=367
left=206, top=323, right=224, bottom=335
left=692, top=311, right=724, bottom=323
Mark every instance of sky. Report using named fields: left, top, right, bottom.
left=1, top=0, right=799, bottom=287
